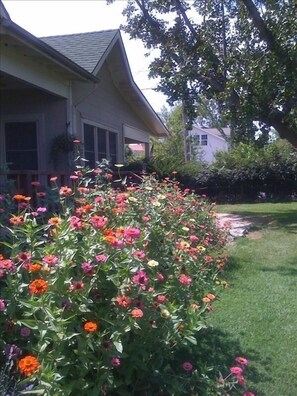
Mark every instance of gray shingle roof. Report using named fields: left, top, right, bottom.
left=41, top=30, right=118, bottom=73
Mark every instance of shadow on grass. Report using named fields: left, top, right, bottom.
left=259, top=256, right=297, bottom=278
left=195, top=327, right=271, bottom=395
left=227, top=209, right=297, bottom=234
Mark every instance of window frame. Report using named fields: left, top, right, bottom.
left=0, top=114, right=44, bottom=170
left=83, top=121, right=118, bottom=166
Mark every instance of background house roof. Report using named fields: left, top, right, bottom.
left=41, top=30, right=118, bottom=74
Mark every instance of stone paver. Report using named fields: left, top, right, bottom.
left=216, top=213, right=252, bottom=241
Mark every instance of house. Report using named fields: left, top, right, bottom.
left=188, top=126, right=230, bottom=163
left=0, top=1, right=167, bottom=193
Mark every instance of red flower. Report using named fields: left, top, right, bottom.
left=116, top=295, right=132, bottom=308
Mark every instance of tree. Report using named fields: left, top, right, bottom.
left=107, top=0, right=297, bottom=147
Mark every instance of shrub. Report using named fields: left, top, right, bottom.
left=195, top=140, right=297, bottom=202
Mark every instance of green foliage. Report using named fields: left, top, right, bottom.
left=0, top=164, right=253, bottom=395
left=111, top=0, right=297, bottom=146
left=196, top=140, right=297, bottom=202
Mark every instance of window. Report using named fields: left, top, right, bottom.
left=5, top=122, right=38, bottom=170
left=83, top=123, right=118, bottom=167
left=191, top=134, right=208, bottom=146
left=201, top=134, right=208, bottom=146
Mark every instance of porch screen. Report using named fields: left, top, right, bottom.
left=5, top=122, right=38, bottom=170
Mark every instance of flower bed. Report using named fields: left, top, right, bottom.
left=0, top=168, right=249, bottom=395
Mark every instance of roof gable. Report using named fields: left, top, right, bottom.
left=41, top=30, right=118, bottom=74
left=0, top=0, right=10, bottom=20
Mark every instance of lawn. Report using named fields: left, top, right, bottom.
left=208, top=202, right=297, bottom=395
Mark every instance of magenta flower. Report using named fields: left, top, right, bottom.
left=95, top=254, right=107, bottom=263
left=230, top=366, right=243, bottom=376
left=132, top=270, right=149, bottom=288
left=111, top=357, right=121, bottom=367
left=42, top=255, right=59, bottom=267
left=20, top=327, right=31, bottom=337
left=0, top=299, right=5, bottom=311
left=81, top=262, right=93, bottom=274
left=178, top=273, right=192, bottom=285
left=124, top=227, right=141, bottom=239
left=243, top=392, right=255, bottom=396
left=182, top=361, right=193, bottom=371
left=235, top=356, right=249, bottom=366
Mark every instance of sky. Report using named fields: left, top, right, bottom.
left=2, top=0, right=169, bottom=113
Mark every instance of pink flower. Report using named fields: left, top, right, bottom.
left=70, top=216, right=83, bottom=230
left=132, top=270, right=149, bottom=288
left=37, top=207, right=47, bottom=213
left=157, top=273, right=165, bottom=281
left=179, top=274, right=192, bottom=285
left=0, top=299, right=5, bottom=310
left=133, top=250, right=146, bottom=259
left=230, top=366, right=243, bottom=376
left=95, top=254, right=107, bottom=263
left=235, top=356, right=249, bottom=366
left=81, top=262, right=93, bottom=274
left=237, top=375, right=245, bottom=387
left=182, top=361, right=193, bottom=371
left=157, top=295, right=166, bottom=303
left=111, top=357, right=121, bottom=367
left=243, top=392, right=255, bottom=396
left=124, top=227, right=141, bottom=239
left=90, top=215, right=108, bottom=229
left=42, top=255, right=58, bottom=267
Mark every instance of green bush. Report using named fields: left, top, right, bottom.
left=195, top=140, right=297, bottom=202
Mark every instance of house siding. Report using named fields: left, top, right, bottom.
left=73, top=62, right=151, bottom=163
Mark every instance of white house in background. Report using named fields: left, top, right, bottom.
left=189, top=126, right=231, bottom=163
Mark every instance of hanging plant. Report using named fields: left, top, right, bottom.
left=50, top=133, right=81, bottom=166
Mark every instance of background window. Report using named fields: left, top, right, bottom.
left=201, top=134, right=208, bottom=146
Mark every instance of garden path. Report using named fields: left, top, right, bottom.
left=216, top=213, right=253, bottom=241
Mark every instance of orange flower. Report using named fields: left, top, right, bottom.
left=28, top=263, right=42, bottom=272
left=202, top=297, right=211, bottom=303
left=13, top=194, right=27, bottom=201
left=48, top=217, right=61, bottom=226
left=29, top=279, right=48, bottom=295
left=18, top=355, right=40, bottom=376
left=116, top=295, right=132, bottom=308
left=131, top=308, right=144, bottom=318
left=9, top=216, right=24, bottom=226
left=84, top=321, right=98, bottom=332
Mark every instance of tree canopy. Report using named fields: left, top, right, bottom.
left=107, top=0, right=297, bottom=146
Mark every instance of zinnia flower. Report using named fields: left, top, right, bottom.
left=0, top=299, right=5, bottom=310
left=116, top=295, right=132, bottom=308
left=230, top=366, right=243, bottom=376
left=84, top=321, right=98, bottom=332
left=131, top=308, right=143, bottom=318
left=178, top=273, right=192, bottom=285
left=29, top=279, right=48, bottom=295
left=18, top=355, right=40, bottom=376
left=235, top=356, right=249, bottom=366
left=111, top=356, right=121, bottom=367
left=182, top=361, right=193, bottom=371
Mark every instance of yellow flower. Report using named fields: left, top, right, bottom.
left=128, top=197, right=138, bottom=202
left=152, top=201, right=161, bottom=207
left=114, top=164, right=124, bottom=168
left=147, top=259, right=159, bottom=267
left=182, top=226, right=189, bottom=232
left=160, top=309, right=170, bottom=318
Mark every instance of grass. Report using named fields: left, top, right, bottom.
left=207, top=202, right=297, bottom=396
